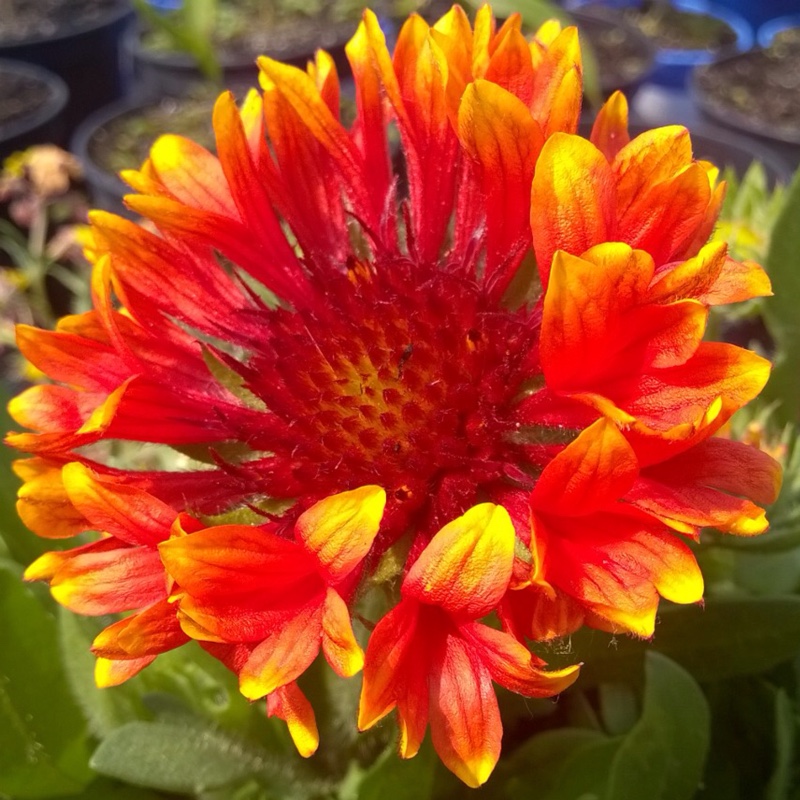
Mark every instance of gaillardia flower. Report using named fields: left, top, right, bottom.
left=9, top=3, right=780, bottom=787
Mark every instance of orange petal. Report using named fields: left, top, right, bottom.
left=548, top=517, right=704, bottom=637
left=623, top=342, right=772, bottom=430
left=147, top=134, right=238, bottom=218
left=92, top=598, right=187, bottom=659
left=402, top=503, right=514, bottom=618
left=158, top=524, right=315, bottom=606
left=458, top=79, right=543, bottom=293
left=239, top=603, right=324, bottom=700
left=62, top=462, right=174, bottom=547
left=463, top=622, right=580, bottom=696
left=613, top=125, right=693, bottom=218
left=697, top=257, right=772, bottom=306
left=530, top=133, right=615, bottom=286
left=95, top=656, right=155, bottom=688
left=532, top=418, right=638, bottom=516
left=590, top=90, right=630, bottom=161
left=647, top=241, right=728, bottom=304
left=484, top=26, right=535, bottom=104
left=321, top=588, right=363, bottom=677
left=294, top=485, right=386, bottom=581
left=541, top=244, right=654, bottom=389
left=358, top=600, right=420, bottom=732
left=619, top=162, right=712, bottom=265
left=499, top=585, right=585, bottom=642
left=530, top=26, right=582, bottom=138
left=429, top=634, right=500, bottom=788
left=212, top=91, right=303, bottom=277
left=33, top=541, right=164, bottom=615
left=14, top=458, right=87, bottom=539
left=267, top=683, right=319, bottom=758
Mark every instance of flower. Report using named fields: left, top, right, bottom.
left=9, top=3, right=780, bottom=786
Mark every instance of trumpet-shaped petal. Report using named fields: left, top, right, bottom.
left=360, top=505, right=579, bottom=786
left=159, top=487, right=385, bottom=748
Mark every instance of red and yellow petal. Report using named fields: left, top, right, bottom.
left=402, top=503, right=515, bottom=618
left=91, top=598, right=188, bottom=659
left=429, top=634, right=501, bottom=788
left=463, top=622, right=580, bottom=696
left=321, top=587, right=364, bottom=677
left=531, top=133, right=615, bottom=286
left=14, top=458, right=87, bottom=539
left=590, top=90, right=630, bottom=161
left=62, top=462, right=175, bottom=547
left=294, top=485, right=386, bottom=582
left=238, top=602, right=324, bottom=700
left=358, top=599, right=421, bottom=733
left=267, top=683, right=319, bottom=758
left=27, top=539, right=165, bottom=615
left=531, top=419, right=638, bottom=517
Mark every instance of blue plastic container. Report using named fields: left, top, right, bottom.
left=711, top=0, right=799, bottom=31
left=565, top=0, right=753, bottom=87
left=758, top=14, right=800, bottom=47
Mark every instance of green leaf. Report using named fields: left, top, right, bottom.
left=49, top=776, right=166, bottom=800
left=502, top=729, right=621, bottom=800
left=554, top=595, right=800, bottom=686
left=58, top=609, right=144, bottom=738
left=339, top=739, right=437, bottom=800
left=766, top=689, right=797, bottom=800
left=606, top=653, right=710, bottom=800
left=763, top=168, right=800, bottom=423
left=597, top=683, right=638, bottom=737
left=0, top=569, right=93, bottom=798
left=91, top=717, right=321, bottom=797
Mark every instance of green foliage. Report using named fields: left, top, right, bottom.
left=133, top=0, right=222, bottom=81
left=338, top=740, right=437, bottom=800
left=604, top=653, right=709, bottom=800
left=90, top=717, right=315, bottom=797
left=763, top=168, right=800, bottom=423
left=501, top=653, right=709, bottom=800
left=559, top=596, right=800, bottom=686
left=0, top=569, right=93, bottom=798
left=714, top=162, right=787, bottom=265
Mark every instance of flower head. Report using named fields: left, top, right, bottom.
left=9, top=3, right=780, bottom=786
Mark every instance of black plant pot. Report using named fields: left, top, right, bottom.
left=570, top=9, right=656, bottom=104
left=0, top=1, right=134, bottom=135
left=0, top=59, right=69, bottom=159
left=691, top=49, right=800, bottom=170
left=123, top=18, right=357, bottom=99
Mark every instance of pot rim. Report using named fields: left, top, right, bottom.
left=0, top=0, right=133, bottom=51
left=691, top=50, right=800, bottom=146
left=0, top=59, right=69, bottom=143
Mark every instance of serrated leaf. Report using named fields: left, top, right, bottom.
left=763, top=168, right=800, bottom=423
left=606, top=652, right=710, bottom=800
left=551, top=596, right=800, bottom=686
left=0, top=570, right=93, bottom=798
left=91, top=718, right=317, bottom=797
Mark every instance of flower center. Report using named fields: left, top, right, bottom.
left=243, top=259, right=540, bottom=524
